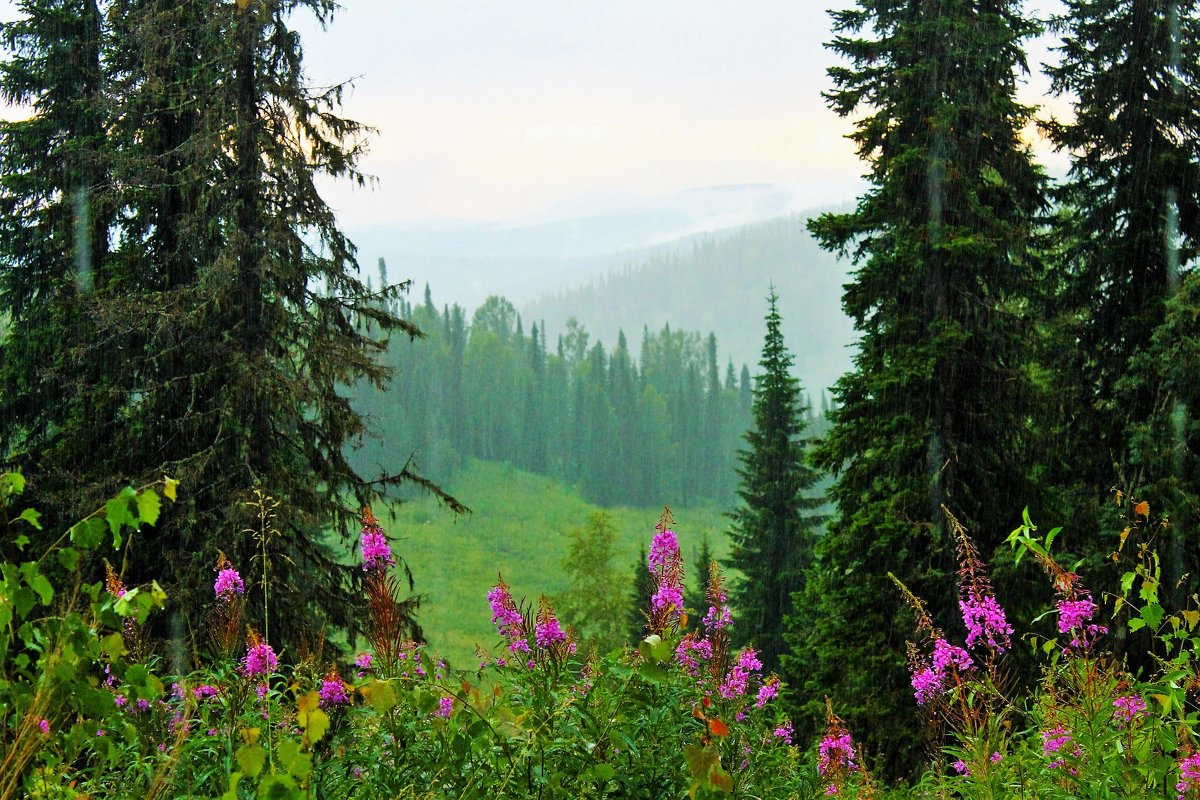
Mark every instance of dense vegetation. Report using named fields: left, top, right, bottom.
left=1, top=0, right=1199, bottom=796
left=350, top=285, right=831, bottom=509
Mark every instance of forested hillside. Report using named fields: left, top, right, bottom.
left=523, top=214, right=857, bottom=395
left=349, top=284, right=831, bottom=509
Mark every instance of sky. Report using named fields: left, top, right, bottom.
left=0, top=0, right=1069, bottom=229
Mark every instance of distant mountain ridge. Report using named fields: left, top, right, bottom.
left=523, top=213, right=857, bottom=395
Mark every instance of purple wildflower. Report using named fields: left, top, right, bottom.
left=991, top=751, right=1002, bottom=763
left=959, top=593, right=1013, bottom=652
left=675, top=635, right=713, bottom=676
left=1179, top=752, right=1200, bottom=800
left=192, top=685, right=219, bottom=701
left=38, top=719, right=49, bottom=736
left=648, top=530, right=684, bottom=615
left=719, top=646, right=762, bottom=699
left=214, top=567, right=245, bottom=600
left=535, top=614, right=567, bottom=649
left=1042, top=725, right=1070, bottom=755
left=772, top=721, right=794, bottom=744
left=912, top=667, right=942, bottom=705
left=436, top=696, right=454, bottom=718
left=952, top=759, right=969, bottom=775
left=1113, top=694, right=1147, bottom=725
left=931, top=638, right=973, bottom=674
left=360, top=526, right=396, bottom=572
left=242, top=638, right=277, bottom=678
left=318, top=675, right=349, bottom=708
left=818, top=732, right=858, bottom=777
left=1057, top=594, right=1107, bottom=649
left=755, top=676, right=780, bottom=708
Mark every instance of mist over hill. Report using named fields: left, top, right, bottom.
left=523, top=213, right=856, bottom=396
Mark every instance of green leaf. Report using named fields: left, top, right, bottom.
left=363, top=679, right=397, bottom=714
left=256, top=773, right=300, bottom=800
left=220, top=772, right=243, bottom=800
left=594, top=763, right=616, bottom=782
left=17, top=508, right=41, bottom=530
left=1, top=471, right=26, bottom=496
left=135, top=490, right=161, bottom=527
left=105, top=488, right=137, bottom=536
left=639, top=634, right=663, bottom=664
left=1128, top=617, right=1146, bottom=632
left=1141, top=603, right=1164, bottom=631
left=236, top=743, right=267, bottom=778
left=101, top=632, right=127, bottom=659
left=57, top=547, right=80, bottom=572
left=26, top=574, right=52, bottom=606
left=70, top=518, right=107, bottom=550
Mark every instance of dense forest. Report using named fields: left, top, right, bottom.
left=350, top=282, right=832, bottom=508
left=1, top=0, right=1199, bottom=796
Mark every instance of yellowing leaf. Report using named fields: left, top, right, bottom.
left=162, top=476, right=179, bottom=502
left=708, top=718, right=730, bottom=738
left=1119, top=527, right=1131, bottom=551
left=1183, top=609, right=1200, bottom=630
left=304, top=708, right=329, bottom=745
left=1135, top=500, right=1150, bottom=517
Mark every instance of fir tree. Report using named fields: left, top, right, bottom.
left=1041, top=0, right=1200, bottom=605
left=725, top=291, right=821, bottom=673
left=798, top=0, right=1047, bottom=776
left=629, top=544, right=655, bottom=642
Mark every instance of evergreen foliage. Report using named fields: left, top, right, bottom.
left=0, top=0, right=453, bottom=654
left=350, top=292, right=778, bottom=509
left=725, top=291, right=821, bottom=673
left=798, top=0, right=1048, bottom=777
left=1041, top=0, right=1200, bottom=611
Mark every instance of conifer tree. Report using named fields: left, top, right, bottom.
left=1041, top=0, right=1199, bottom=599
left=629, top=544, right=655, bottom=642
left=796, top=1, right=1046, bottom=776
left=725, top=291, right=820, bottom=672
left=0, top=0, right=459, bottom=651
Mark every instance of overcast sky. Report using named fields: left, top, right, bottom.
left=2, top=1, right=1068, bottom=228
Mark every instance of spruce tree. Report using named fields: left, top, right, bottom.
left=725, top=291, right=820, bottom=672
left=1041, top=0, right=1199, bottom=603
left=0, top=0, right=458, bottom=652
left=796, top=1, right=1047, bottom=776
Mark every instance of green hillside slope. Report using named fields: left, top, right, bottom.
left=379, top=459, right=732, bottom=667
left=523, top=214, right=856, bottom=396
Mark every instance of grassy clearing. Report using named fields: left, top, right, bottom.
left=375, top=458, right=732, bottom=667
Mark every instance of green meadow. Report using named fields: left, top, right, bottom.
left=376, top=458, right=733, bottom=666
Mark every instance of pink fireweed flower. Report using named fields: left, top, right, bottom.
left=535, top=612, right=567, bottom=649
left=912, top=667, right=941, bottom=705
left=991, top=751, right=1002, bottom=764
left=756, top=675, right=780, bottom=708
left=355, top=652, right=373, bottom=670
left=1178, top=752, right=1200, bottom=800
left=1057, top=594, right=1107, bottom=649
left=772, top=721, right=793, bottom=744
left=675, top=635, right=713, bottom=676
left=719, top=646, right=762, bottom=699
left=1042, top=725, right=1071, bottom=755
left=931, top=638, right=973, bottom=674
left=360, top=528, right=395, bottom=572
left=648, top=529, right=684, bottom=615
left=214, top=567, right=245, bottom=600
left=488, top=578, right=524, bottom=635
left=959, top=593, right=1013, bottom=652
left=38, top=719, right=50, bottom=736
left=318, top=674, right=349, bottom=708
left=192, top=685, right=219, bottom=701
left=241, top=632, right=277, bottom=678
left=818, top=732, right=858, bottom=777
left=952, top=759, right=969, bottom=775
left=1114, top=694, right=1147, bottom=725
left=436, top=696, right=454, bottom=718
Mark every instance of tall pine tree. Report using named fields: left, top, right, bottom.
left=725, top=290, right=820, bottom=673
left=795, top=0, right=1047, bottom=776
left=1041, top=0, right=1200, bottom=606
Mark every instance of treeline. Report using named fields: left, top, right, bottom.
left=350, top=283, right=830, bottom=508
